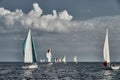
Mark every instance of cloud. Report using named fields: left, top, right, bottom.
left=28, top=3, right=43, bottom=17
left=0, top=3, right=119, bottom=32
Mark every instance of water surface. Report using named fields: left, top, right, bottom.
left=0, top=62, right=119, bottom=80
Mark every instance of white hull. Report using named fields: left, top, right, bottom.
left=22, top=64, right=38, bottom=69
left=111, top=66, right=120, bottom=70
left=48, top=63, right=53, bottom=66
left=105, top=65, right=120, bottom=70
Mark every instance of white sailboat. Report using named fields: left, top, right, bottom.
left=54, top=57, right=57, bottom=63
left=46, top=48, right=52, bottom=62
left=103, top=29, right=119, bottom=70
left=22, top=29, right=38, bottom=69
left=58, top=58, right=62, bottom=63
left=46, top=48, right=53, bottom=65
left=73, top=56, right=78, bottom=63
left=61, top=56, right=66, bottom=63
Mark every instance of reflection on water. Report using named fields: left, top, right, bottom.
left=22, top=69, right=35, bottom=78
left=20, top=65, right=37, bottom=80
left=103, top=70, right=113, bottom=80
left=102, top=69, right=120, bottom=80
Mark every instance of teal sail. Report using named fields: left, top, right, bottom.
left=23, top=29, right=37, bottom=63
left=31, top=36, right=37, bottom=63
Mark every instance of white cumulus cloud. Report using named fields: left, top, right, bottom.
left=0, top=3, right=119, bottom=32
left=28, top=3, right=43, bottom=17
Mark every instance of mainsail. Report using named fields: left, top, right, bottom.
left=103, top=29, right=110, bottom=67
left=23, top=29, right=37, bottom=63
left=73, top=56, right=77, bottom=63
left=61, top=56, right=66, bottom=63
left=46, top=48, right=52, bottom=62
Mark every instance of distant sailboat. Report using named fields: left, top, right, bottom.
left=54, top=57, right=57, bottom=63
left=46, top=48, right=52, bottom=62
left=61, top=56, right=66, bottom=63
left=73, top=56, right=77, bottom=63
left=58, top=58, right=62, bottom=62
left=103, top=29, right=119, bottom=70
left=55, top=58, right=61, bottom=63
left=22, top=29, right=38, bottom=69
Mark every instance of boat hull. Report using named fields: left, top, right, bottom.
left=111, top=66, right=120, bottom=70
left=48, top=63, right=53, bottom=66
left=105, top=65, right=119, bottom=70
left=22, top=63, right=38, bottom=69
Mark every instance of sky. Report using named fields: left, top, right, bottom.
left=0, top=0, right=120, bottom=62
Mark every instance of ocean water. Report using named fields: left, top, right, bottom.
left=0, top=62, right=119, bottom=80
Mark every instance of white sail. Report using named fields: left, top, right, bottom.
left=46, top=48, right=52, bottom=62
left=73, top=56, right=77, bottom=63
left=62, top=56, right=66, bottom=63
left=54, top=57, right=57, bottom=63
left=23, top=29, right=37, bottom=63
left=103, top=29, right=110, bottom=64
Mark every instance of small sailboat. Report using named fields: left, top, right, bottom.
left=58, top=58, right=62, bottom=63
left=73, top=56, right=78, bottom=63
left=54, top=57, right=57, bottom=63
left=55, top=58, right=61, bottom=63
left=103, top=29, right=119, bottom=70
left=46, top=48, right=53, bottom=65
left=22, top=29, right=38, bottom=69
left=61, top=56, right=66, bottom=63
left=46, top=48, right=52, bottom=62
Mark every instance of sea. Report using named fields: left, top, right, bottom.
left=0, top=62, right=119, bottom=80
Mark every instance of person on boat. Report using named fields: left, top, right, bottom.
left=112, top=64, right=118, bottom=67
left=103, top=61, right=110, bottom=67
left=112, top=64, right=115, bottom=67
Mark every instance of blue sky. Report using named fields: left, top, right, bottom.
left=0, top=0, right=120, bottom=62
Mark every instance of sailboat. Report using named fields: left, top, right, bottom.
left=46, top=48, right=52, bottom=62
left=73, top=56, right=78, bottom=63
left=55, top=58, right=61, bottom=63
left=61, top=56, right=66, bottom=63
left=103, top=29, right=119, bottom=70
left=58, top=58, right=62, bottom=63
left=22, top=29, right=38, bottom=69
left=46, top=48, right=53, bottom=65
left=54, top=57, right=57, bottom=63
